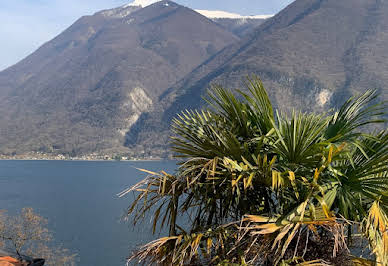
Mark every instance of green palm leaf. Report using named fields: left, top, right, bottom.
left=325, top=89, right=386, bottom=142
left=124, top=76, right=387, bottom=265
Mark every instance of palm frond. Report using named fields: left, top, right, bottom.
left=240, top=75, right=274, bottom=135
left=123, top=76, right=387, bottom=265
left=331, top=131, right=388, bottom=220
left=272, top=110, right=328, bottom=167
left=361, top=201, right=388, bottom=265
left=325, top=89, right=386, bottom=142
left=171, top=110, right=245, bottom=160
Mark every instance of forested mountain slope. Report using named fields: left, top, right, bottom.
left=0, top=1, right=238, bottom=156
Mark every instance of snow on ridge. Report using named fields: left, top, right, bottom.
left=121, top=1, right=273, bottom=20
left=196, top=10, right=273, bottom=20
left=124, top=0, right=161, bottom=8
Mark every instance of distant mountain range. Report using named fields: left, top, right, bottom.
left=0, top=0, right=387, bottom=158
left=127, top=0, right=271, bottom=37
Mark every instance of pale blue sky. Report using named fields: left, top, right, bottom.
left=0, top=0, right=293, bottom=71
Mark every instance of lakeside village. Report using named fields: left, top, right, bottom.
left=0, top=152, right=167, bottom=161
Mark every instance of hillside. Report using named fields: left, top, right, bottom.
left=0, top=1, right=238, bottom=157
left=1, top=0, right=387, bottom=158
left=168, top=0, right=388, bottom=111
left=130, top=0, right=388, bottom=156
left=195, top=10, right=271, bottom=37
left=210, top=18, right=267, bottom=37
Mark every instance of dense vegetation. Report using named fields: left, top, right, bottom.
left=122, top=77, right=388, bottom=265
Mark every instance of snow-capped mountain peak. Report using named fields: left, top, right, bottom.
left=124, top=0, right=161, bottom=8
left=123, top=1, right=273, bottom=20
left=196, top=10, right=273, bottom=20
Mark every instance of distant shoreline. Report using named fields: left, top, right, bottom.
left=0, top=158, right=168, bottom=162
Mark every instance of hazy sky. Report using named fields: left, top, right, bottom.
left=0, top=0, right=293, bottom=71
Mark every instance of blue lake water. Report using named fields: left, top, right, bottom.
left=0, top=160, right=178, bottom=266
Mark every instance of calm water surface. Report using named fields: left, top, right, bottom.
left=0, top=160, right=177, bottom=266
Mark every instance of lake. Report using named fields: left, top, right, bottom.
left=0, top=160, right=178, bottom=266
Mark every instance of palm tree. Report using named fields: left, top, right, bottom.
left=120, top=76, right=388, bottom=265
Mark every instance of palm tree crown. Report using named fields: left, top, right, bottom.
left=121, top=76, right=388, bottom=265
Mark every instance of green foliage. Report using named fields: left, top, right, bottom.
left=122, top=76, right=387, bottom=265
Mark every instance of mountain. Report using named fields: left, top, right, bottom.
left=128, top=0, right=272, bottom=37
left=207, top=17, right=267, bottom=38
left=0, top=1, right=238, bottom=157
left=2, top=0, right=388, bottom=158
left=129, top=0, right=388, bottom=155
left=167, top=0, right=388, bottom=117
left=195, top=10, right=272, bottom=37
left=129, top=0, right=272, bottom=37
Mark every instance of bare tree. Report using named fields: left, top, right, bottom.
left=0, top=208, right=77, bottom=266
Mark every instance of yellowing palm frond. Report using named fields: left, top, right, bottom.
left=362, top=201, right=388, bottom=265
